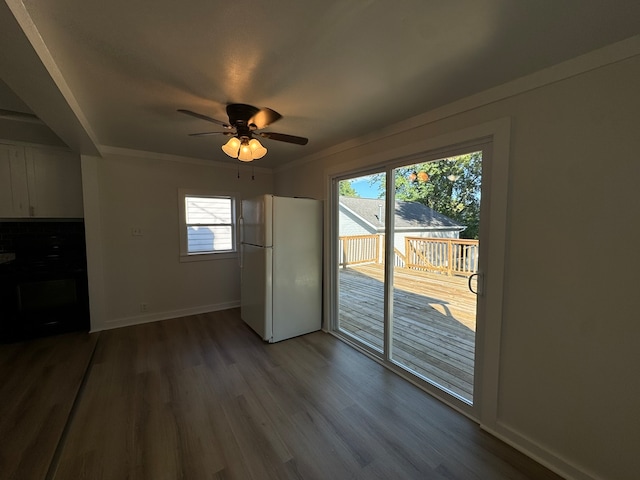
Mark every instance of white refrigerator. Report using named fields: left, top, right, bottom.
left=240, top=195, right=322, bottom=343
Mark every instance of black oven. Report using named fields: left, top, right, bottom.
left=0, top=221, right=90, bottom=343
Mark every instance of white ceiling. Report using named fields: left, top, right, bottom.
left=2, top=0, right=640, bottom=169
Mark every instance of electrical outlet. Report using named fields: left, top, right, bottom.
left=131, top=227, right=143, bottom=236
left=140, top=303, right=148, bottom=312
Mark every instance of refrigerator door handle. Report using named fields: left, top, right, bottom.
left=238, top=216, right=244, bottom=268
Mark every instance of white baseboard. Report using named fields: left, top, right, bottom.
left=328, top=330, right=602, bottom=480
left=480, top=421, right=603, bottom=480
left=90, top=301, right=240, bottom=332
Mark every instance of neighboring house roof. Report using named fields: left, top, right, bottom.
left=339, top=196, right=464, bottom=232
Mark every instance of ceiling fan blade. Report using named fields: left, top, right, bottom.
left=259, top=132, right=308, bottom=145
left=188, top=131, right=232, bottom=137
left=249, top=108, right=282, bottom=129
left=177, top=109, right=232, bottom=129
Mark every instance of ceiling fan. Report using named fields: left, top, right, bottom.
left=177, top=103, right=308, bottom=162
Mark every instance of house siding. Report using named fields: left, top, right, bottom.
left=339, top=205, right=461, bottom=256
left=338, top=208, right=376, bottom=236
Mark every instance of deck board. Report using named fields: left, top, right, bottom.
left=338, top=263, right=477, bottom=401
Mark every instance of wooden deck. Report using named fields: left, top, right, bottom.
left=338, top=263, right=477, bottom=402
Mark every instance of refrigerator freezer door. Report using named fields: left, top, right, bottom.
left=240, top=244, right=273, bottom=341
left=241, top=194, right=273, bottom=247
left=271, top=197, right=322, bottom=342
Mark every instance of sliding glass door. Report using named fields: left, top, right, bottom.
left=389, top=153, right=481, bottom=403
left=334, top=148, right=484, bottom=407
left=336, top=172, right=386, bottom=353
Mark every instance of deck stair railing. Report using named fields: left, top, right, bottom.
left=338, top=235, right=478, bottom=276
left=393, top=248, right=406, bottom=267
left=405, top=237, right=478, bottom=277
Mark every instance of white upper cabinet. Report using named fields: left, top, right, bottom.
left=0, top=144, right=30, bottom=217
left=25, top=147, right=84, bottom=218
left=0, top=143, right=84, bottom=218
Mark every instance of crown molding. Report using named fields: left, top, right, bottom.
left=278, top=34, right=640, bottom=173
left=97, top=145, right=273, bottom=173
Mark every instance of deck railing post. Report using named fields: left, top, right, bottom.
left=405, top=237, right=411, bottom=269
left=342, top=238, right=348, bottom=269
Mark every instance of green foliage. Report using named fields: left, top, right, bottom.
left=339, top=179, right=360, bottom=197
left=373, top=152, right=482, bottom=239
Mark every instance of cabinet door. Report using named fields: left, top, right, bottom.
left=25, top=148, right=84, bottom=217
left=0, top=144, right=29, bottom=217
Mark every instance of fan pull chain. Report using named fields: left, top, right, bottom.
left=237, top=165, right=240, bottom=179
left=252, top=166, right=255, bottom=181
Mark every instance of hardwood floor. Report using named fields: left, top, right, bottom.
left=0, top=332, right=97, bottom=480
left=0, top=309, right=562, bottom=479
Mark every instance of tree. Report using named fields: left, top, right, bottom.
left=339, top=179, right=360, bottom=197
left=373, top=152, right=482, bottom=239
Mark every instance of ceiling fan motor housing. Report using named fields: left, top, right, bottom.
left=227, top=103, right=260, bottom=140
left=178, top=103, right=307, bottom=146
left=227, top=104, right=260, bottom=128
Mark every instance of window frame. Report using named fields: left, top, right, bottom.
left=178, top=188, right=238, bottom=262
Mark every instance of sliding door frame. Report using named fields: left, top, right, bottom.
left=326, top=118, right=511, bottom=427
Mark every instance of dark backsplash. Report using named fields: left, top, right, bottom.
left=0, top=219, right=86, bottom=255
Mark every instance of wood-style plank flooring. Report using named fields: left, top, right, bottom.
left=0, top=332, right=98, bottom=480
left=339, top=263, right=476, bottom=400
left=0, top=309, right=562, bottom=480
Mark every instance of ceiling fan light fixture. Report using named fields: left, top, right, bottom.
left=180, top=104, right=308, bottom=163
left=221, top=137, right=241, bottom=158
left=248, top=139, right=267, bottom=159
left=237, top=140, right=253, bottom=162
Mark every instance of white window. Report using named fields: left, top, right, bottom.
left=178, top=189, right=237, bottom=261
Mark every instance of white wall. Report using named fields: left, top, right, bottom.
left=82, top=150, right=272, bottom=331
left=275, top=48, right=640, bottom=480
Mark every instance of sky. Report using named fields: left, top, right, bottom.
left=350, top=175, right=383, bottom=199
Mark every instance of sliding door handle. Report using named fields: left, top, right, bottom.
left=238, top=217, right=244, bottom=268
left=468, top=272, right=481, bottom=295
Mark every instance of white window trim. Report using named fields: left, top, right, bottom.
left=178, top=188, right=238, bottom=262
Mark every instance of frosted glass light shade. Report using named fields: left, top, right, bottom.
left=238, top=142, right=253, bottom=162
left=221, top=137, right=241, bottom=158
left=221, top=136, right=267, bottom=162
left=249, top=139, right=267, bottom=159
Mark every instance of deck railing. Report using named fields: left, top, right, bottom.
left=338, top=234, right=380, bottom=267
left=405, top=237, right=478, bottom=277
left=338, top=235, right=478, bottom=276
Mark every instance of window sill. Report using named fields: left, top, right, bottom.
left=179, top=252, right=238, bottom=263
